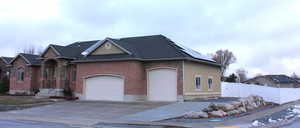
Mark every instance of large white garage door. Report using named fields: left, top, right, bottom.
left=148, top=69, right=177, bottom=101
left=85, top=75, right=124, bottom=101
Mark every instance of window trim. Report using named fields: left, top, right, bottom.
left=195, top=75, right=202, bottom=91
left=17, top=67, right=25, bottom=82
left=208, top=76, right=213, bottom=91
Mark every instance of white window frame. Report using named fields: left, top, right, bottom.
left=208, top=76, right=213, bottom=91
left=17, top=68, right=25, bottom=82
left=195, top=75, right=202, bottom=91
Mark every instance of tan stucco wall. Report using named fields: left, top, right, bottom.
left=183, top=61, right=221, bottom=99
left=91, top=41, right=125, bottom=55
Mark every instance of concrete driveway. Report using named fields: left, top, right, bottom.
left=0, top=101, right=169, bottom=126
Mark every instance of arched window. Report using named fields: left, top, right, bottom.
left=17, top=68, right=25, bottom=81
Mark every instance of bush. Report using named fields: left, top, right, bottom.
left=0, top=76, right=9, bottom=93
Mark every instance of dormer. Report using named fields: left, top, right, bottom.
left=82, top=38, right=131, bottom=56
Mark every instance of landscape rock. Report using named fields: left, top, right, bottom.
left=238, top=107, right=247, bottom=113
left=207, top=103, right=235, bottom=112
left=183, top=111, right=208, bottom=118
left=226, top=109, right=241, bottom=116
left=231, top=101, right=242, bottom=108
left=202, top=107, right=213, bottom=112
left=183, top=95, right=268, bottom=119
left=209, top=110, right=227, bottom=117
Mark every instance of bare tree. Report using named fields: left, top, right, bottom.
left=236, top=68, right=248, bottom=82
left=23, top=46, right=36, bottom=54
left=291, top=72, right=299, bottom=79
left=211, top=49, right=237, bottom=78
left=255, top=73, right=263, bottom=77
left=16, top=45, right=44, bottom=55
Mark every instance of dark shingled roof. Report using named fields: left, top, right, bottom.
left=49, top=41, right=98, bottom=59
left=75, top=35, right=218, bottom=65
left=38, top=35, right=218, bottom=66
left=10, top=53, right=41, bottom=66
left=0, top=57, right=14, bottom=64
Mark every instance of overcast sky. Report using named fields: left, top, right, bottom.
left=0, top=0, right=299, bottom=77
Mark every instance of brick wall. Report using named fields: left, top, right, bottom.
left=76, top=61, right=146, bottom=95
left=10, top=57, right=32, bottom=92
left=75, top=60, right=183, bottom=96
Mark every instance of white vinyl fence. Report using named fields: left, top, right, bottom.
left=222, top=82, right=300, bottom=104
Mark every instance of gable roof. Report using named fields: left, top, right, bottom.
left=41, top=41, right=98, bottom=59
left=0, top=57, right=14, bottom=64
left=76, top=35, right=218, bottom=65
left=10, top=53, right=41, bottom=66
left=245, top=75, right=299, bottom=84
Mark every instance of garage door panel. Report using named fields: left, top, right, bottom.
left=85, top=76, right=124, bottom=101
left=148, top=69, right=177, bottom=101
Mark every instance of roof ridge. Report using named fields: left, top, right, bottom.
left=118, top=34, right=164, bottom=40
left=65, top=40, right=100, bottom=47
left=19, top=53, right=39, bottom=56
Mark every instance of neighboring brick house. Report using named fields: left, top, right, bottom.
left=0, top=57, right=13, bottom=79
left=9, top=35, right=221, bottom=101
left=9, top=54, right=41, bottom=94
left=244, top=75, right=300, bottom=88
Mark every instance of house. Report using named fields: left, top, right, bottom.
left=9, top=54, right=41, bottom=94
left=9, top=35, right=221, bottom=101
left=0, top=57, right=13, bottom=92
left=244, top=75, right=300, bottom=88
left=0, top=57, right=13, bottom=79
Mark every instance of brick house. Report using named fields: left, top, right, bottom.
left=9, top=54, right=41, bottom=94
left=0, top=57, right=13, bottom=79
left=244, top=75, right=300, bottom=88
left=9, top=35, right=221, bottom=101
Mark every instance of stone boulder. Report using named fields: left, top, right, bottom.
left=207, top=103, right=235, bottom=112
left=183, top=111, right=208, bottom=118
left=227, top=109, right=241, bottom=116
left=208, top=110, right=228, bottom=117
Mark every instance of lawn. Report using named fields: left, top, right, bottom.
left=0, top=95, right=52, bottom=105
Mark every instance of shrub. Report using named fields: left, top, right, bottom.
left=0, top=76, right=9, bottom=93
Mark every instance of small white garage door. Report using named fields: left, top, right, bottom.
left=85, top=75, right=124, bottom=101
left=148, top=68, right=177, bottom=101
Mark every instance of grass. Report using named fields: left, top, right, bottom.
left=0, top=96, right=52, bottom=105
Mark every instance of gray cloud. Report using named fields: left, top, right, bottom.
left=0, top=0, right=299, bottom=77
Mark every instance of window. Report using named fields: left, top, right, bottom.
left=44, top=69, right=49, bottom=79
left=104, top=43, right=112, bottom=49
left=72, top=70, right=77, bottom=81
left=195, top=76, right=201, bottom=90
left=208, top=77, right=213, bottom=91
left=17, top=68, right=25, bottom=81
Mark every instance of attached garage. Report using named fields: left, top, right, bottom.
left=84, top=75, right=124, bottom=101
left=147, top=68, right=177, bottom=101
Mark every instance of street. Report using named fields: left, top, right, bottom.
left=0, top=120, right=80, bottom=128
left=279, top=119, right=300, bottom=128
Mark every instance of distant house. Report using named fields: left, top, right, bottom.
left=244, top=75, right=300, bottom=88
left=0, top=57, right=13, bottom=79
left=8, top=35, right=222, bottom=101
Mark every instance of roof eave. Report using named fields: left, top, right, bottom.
left=72, top=57, right=220, bottom=67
